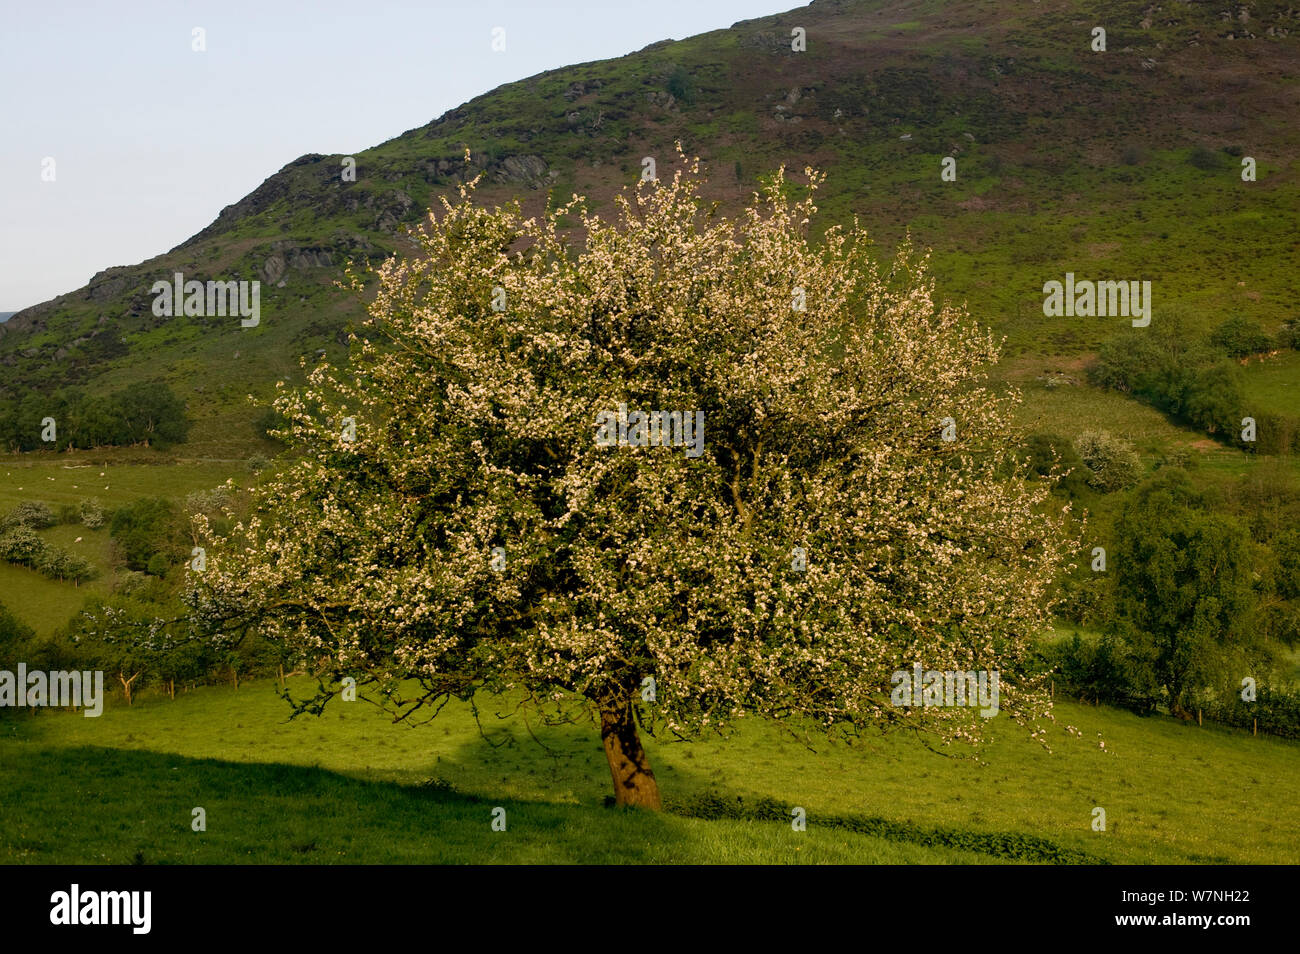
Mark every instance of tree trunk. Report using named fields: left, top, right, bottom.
left=168, top=679, right=175, bottom=700
left=119, top=671, right=139, bottom=706
left=599, top=701, right=661, bottom=810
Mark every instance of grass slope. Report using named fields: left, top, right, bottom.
left=1, top=677, right=1295, bottom=864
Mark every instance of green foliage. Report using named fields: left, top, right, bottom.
left=1211, top=317, right=1273, bottom=358
left=665, top=65, right=697, bottom=105
left=1074, top=430, right=1141, bottom=493
left=1042, top=632, right=1148, bottom=712
left=1187, top=145, right=1225, bottom=171
left=1089, top=320, right=1245, bottom=439
left=254, top=406, right=288, bottom=444
left=0, top=520, right=97, bottom=584
left=1, top=501, right=56, bottom=531
left=1276, top=528, right=1300, bottom=601
left=78, top=498, right=105, bottom=530
left=33, top=548, right=95, bottom=584
left=1279, top=319, right=1300, bottom=351
left=1203, top=684, right=1300, bottom=740
left=1022, top=432, right=1091, bottom=498
left=0, top=380, right=190, bottom=452
left=1110, top=471, right=1265, bottom=718
left=109, top=497, right=183, bottom=574
left=0, top=525, right=46, bottom=564
left=0, top=602, right=35, bottom=666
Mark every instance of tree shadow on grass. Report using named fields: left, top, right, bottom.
left=0, top=745, right=689, bottom=864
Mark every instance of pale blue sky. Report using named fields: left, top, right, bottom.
left=1, top=0, right=795, bottom=311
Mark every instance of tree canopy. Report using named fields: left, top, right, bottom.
left=188, top=151, right=1077, bottom=807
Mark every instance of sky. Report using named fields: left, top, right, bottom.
left=0, top=0, right=797, bottom=312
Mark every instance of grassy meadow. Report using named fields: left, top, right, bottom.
left=2, top=675, right=1296, bottom=865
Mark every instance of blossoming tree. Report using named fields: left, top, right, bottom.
left=188, top=150, right=1077, bottom=809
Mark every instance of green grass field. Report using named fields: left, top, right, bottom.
left=2, top=677, right=1295, bottom=864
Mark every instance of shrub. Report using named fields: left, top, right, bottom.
left=1074, top=431, right=1142, bottom=492
left=79, top=497, right=105, bottom=529
left=109, top=497, right=182, bottom=572
left=1, top=500, right=56, bottom=531
left=1188, top=145, right=1224, bottom=171
left=1182, top=361, right=1245, bottom=436
left=665, top=65, right=697, bottom=105
left=0, top=602, right=35, bottom=668
left=185, top=486, right=232, bottom=515
left=1203, top=684, right=1300, bottom=740
left=1040, top=633, right=1147, bottom=711
left=1249, top=412, right=1300, bottom=456
left=1210, top=317, right=1273, bottom=358
left=0, top=525, right=47, bottom=565
left=1278, top=319, right=1300, bottom=351
left=1023, top=433, right=1091, bottom=498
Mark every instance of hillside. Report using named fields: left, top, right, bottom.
left=2, top=0, right=1298, bottom=462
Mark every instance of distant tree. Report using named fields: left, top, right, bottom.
left=1, top=501, right=56, bottom=531
left=115, top=380, right=190, bottom=448
left=1210, top=317, right=1273, bottom=359
left=1279, top=319, right=1300, bottom=351
left=1074, top=431, right=1142, bottom=493
left=1111, top=472, right=1263, bottom=719
left=188, top=153, right=1077, bottom=809
left=110, top=497, right=183, bottom=573
left=0, top=603, right=35, bottom=668
left=79, top=497, right=106, bottom=530
left=1090, top=321, right=1244, bottom=439
left=0, top=525, right=47, bottom=565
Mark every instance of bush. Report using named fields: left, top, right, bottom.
left=1210, top=317, right=1273, bottom=358
left=665, top=65, right=697, bottom=105
left=1040, top=633, right=1148, bottom=712
left=1, top=500, right=56, bottom=531
left=1074, top=431, right=1142, bottom=492
left=185, top=486, right=232, bottom=515
left=0, top=602, right=35, bottom=668
left=0, top=525, right=47, bottom=565
left=1023, top=433, right=1091, bottom=498
left=114, top=570, right=152, bottom=597
left=1249, top=412, right=1300, bottom=456
left=1120, top=144, right=1145, bottom=166
left=1203, top=684, right=1300, bottom=740
left=1278, top=320, right=1300, bottom=351
left=1188, top=145, right=1224, bottom=171
left=79, top=497, right=105, bottom=529
left=1182, top=361, right=1245, bottom=436
left=109, top=497, right=183, bottom=572
left=254, top=407, right=288, bottom=444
